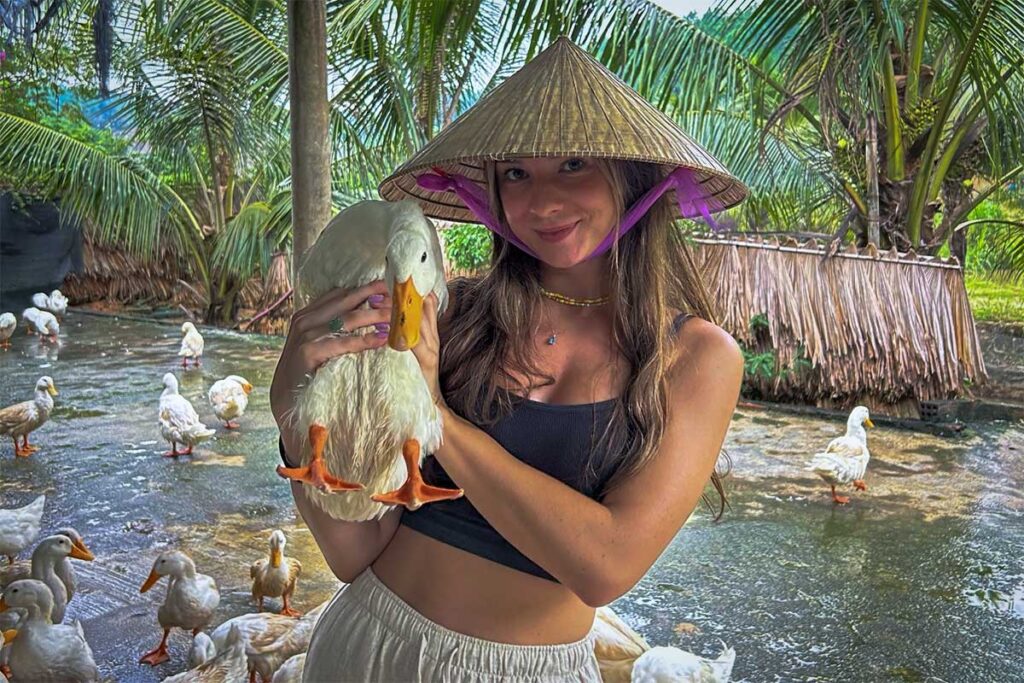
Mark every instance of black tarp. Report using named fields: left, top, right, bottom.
left=0, top=193, right=84, bottom=311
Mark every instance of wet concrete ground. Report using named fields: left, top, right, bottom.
left=0, top=312, right=1022, bottom=682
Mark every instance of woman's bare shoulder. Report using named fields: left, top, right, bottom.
left=671, top=315, right=743, bottom=378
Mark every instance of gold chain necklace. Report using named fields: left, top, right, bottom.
left=539, top=286, right=609, bottom=345
left=539, top=285, right=610, bottom=307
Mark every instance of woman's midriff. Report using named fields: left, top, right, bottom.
left=371, top=525, right=596, bottom=645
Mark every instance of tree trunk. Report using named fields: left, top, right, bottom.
left=287, top=0, right=331, bottom=296
left=865, top=113, right=881, bottom=247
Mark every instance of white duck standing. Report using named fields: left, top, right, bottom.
left=47, top=290, right=68, bottom=319
left=250, top=530, right=302, bottom=617
left=20, top=308, right=41, bottom=335
left=161, top=624, right=248, bottom=683
left=179, top=322, right=205, bottom=368
left=0, top=496, right=45, bottom=564
left=277, top=200, right=463, bottom=518
left=208, top=376, right=253, bottom=429
left=159, top=373, right=216, bottom=456
left=0, top=579, right=99, bottom=682
left=30, top=293, right=50, bottom=312
left=806, top=405, right=874, bottom=504
left=0, top=313, right=15, bottom=350
left=34, top=310, right=59, bottom=343
left=139, top=550, right=221, bottom=666
left=1, top=527, right=94, bottom=602
left=0, top=376, right=58, bottom=458
left=0, top=534, right=94, bottom=623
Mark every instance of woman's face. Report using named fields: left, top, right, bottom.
left=494, top=156, right=617, bottom=268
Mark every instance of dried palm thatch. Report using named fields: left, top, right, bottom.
left=63, top=235, right=204, bottom=310
left=693, top=234, right=987, bottom=418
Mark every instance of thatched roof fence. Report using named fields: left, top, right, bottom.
left=62, top=236, right=202, bottom=309
left=692, top=234, right=987, bottom=417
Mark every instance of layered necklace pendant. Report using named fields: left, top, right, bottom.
left=539, top=286, right=609, bottom=347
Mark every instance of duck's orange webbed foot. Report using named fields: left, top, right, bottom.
left=139, top=628, right=171, bottom=666
left=853, top=479, right=867, bottom=491
left=276, top=424, right=364, bottom=494
left=371, top=439, right=464, bottom=511
left=279, top=593, right=302, bottom=617
left=830, top=485, right=850, bottom=505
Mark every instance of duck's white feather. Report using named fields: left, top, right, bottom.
left=179, top=323, right=204, bottom=359
left=805, top=406, right=872, bottom=486
left=0, top=312, right=16, bottom=342
left=0, top=495, right=46, bottom=560
left=292, top=200, right=448, bottom=521
left=159, top=374, right=215, bottom=448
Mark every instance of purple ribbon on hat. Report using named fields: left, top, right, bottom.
left=415, top=165, right=719, bottom=261
left=416, top=167, right=539, bottom=257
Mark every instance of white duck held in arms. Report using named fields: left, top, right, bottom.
left=0, top=376, right=58, bottom=458
left=138, top=550, right=220, bottom=666
left=159, top=373, right=216, bottom=456
left=806, top=405, right=874, bottom=504
left=208, top=375, right=253, bottom=429
left=179, top=322, right=205, bottom=368
left=277, top=200, right=463, bottom=519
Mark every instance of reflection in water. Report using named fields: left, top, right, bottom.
left=0, top=312, right=1021, bottom=681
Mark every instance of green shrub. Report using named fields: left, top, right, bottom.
left=443, top=223, right=493, bottom=271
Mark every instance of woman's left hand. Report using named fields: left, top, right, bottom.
left=411, top=292, right=447, bottom=411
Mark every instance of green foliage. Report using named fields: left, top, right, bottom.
left=443, top=223, right=492, bottom=271
left=739, top=313, right=812, bottom=395
left=965, top=199, right=1024, bottom=282
left=965, top=274, right=1024, bottom=324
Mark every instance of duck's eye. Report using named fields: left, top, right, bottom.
left=420, top=252, right=427, bottom=263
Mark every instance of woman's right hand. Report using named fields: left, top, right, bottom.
left=271, top=280, right=392, bottom=460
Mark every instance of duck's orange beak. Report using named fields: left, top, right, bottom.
left=0, top=597, right=7, bottom=612
left=70, top=541, right=95, bottom=561
left=70, top=537, right=95, bottom=561
left=242, top=383, right=253, bottom=394
left=865, top=418, right=875, bottom=428
left=389, top=277, right=424, bottom=351
left=271, top=547, right=282, bottom=568
left=140, top=568, right=162, bottom=593
left=2, top=628, right=15, bottom=643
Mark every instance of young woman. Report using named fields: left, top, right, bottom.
left=270, top=37, right=747, bottom=682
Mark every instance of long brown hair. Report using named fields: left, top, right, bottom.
left=438, top=159, right=729, bottom=517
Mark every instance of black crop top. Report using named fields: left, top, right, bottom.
left=399, top=312, right=695, bottom=582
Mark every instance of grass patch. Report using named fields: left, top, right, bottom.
left=965, top=274, right=1024, bottom=324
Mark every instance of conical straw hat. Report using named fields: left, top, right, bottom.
left=378, top=36, right=747, bottom=225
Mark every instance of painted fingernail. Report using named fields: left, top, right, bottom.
left=368, top=294, right=385, bottom=304
left=374, top=330, right=389, bottom=339
left=374, top=323, right=390, bottom=332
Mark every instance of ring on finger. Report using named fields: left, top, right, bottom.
left=328, top=316, right=346, bottom=334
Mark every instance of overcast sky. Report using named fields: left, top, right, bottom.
left=650, top=0, right=720, bottom=18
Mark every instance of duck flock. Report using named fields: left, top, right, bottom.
left=0, top=215, right=878, bottom=683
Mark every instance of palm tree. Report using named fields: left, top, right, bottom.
left=6, top=0, right=1023, bottom=316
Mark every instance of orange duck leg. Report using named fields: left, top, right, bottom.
left=276, top=424, right=364, bottom=494
left=371, top=439, right=464, bottom=511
